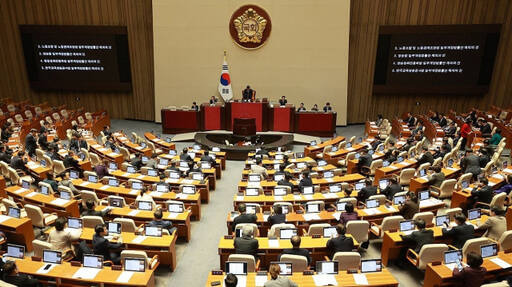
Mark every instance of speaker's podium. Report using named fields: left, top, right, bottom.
left=233, top=118, right=256, bottom=136
left=226, top=99, right=269, bottom=132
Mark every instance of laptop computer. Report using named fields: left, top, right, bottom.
left=316, top=261, right=338, bottom=274
left=274, top=187, right=287, bottom=196
left=109, top=197, right=124, bottom=208
left=468, top=208, right=481, bottom=221
left=167, top=203, right=184, bottom=213
left=274, top=174, right=285, bottom=182
left=323, top=226, right=338, bottom=238
left=279, top=228, right=298, bottom=239
left=60, top=190, right=72, bottom=200
left=225, top=261, right=247, bottom=275
left=481, top=243, right=498, bottom=258
left=302, top=186, right=314, bottom=195
left=83, top=254, right=103, bottom=269
left=8, top=207, right=20, bottom=218
left=5, top=244, right=25, bottom=259
left=107, top=222, right=121, bottom=234
left=124, top=258, right=146, bottom=272
left=393, top=195, right=405, bottom=205
left=379, top=179, right=389, bottom=190
left=270, top=262, right=292, bottom=276
left=137, top=201, right=153, bottom=211
left=43, top=250, right=62, bottom=265
left=365, top=199, right=379, bottom=209
left=145, top=225, right=162, bottom=237
left=361, top=259, right=382, bottom=273
left=355, top=182, right=366, bottom=191
left=67, top=217, right=82, bottom=229
left=182, top=185, right=196, bottom=194
left=306, top=203, right=321, bottom=213
left=435, top=215, right=449, bottom=227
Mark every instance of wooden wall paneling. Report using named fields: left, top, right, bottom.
left=0, top=0, right=154, bottom=121
left=348, top=0, right=512, bottom=124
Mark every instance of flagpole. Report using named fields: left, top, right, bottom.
left=224, top=50, right=227, bottom=61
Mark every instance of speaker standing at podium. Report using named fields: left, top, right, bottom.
left=242, top=85, right=255, bottom=102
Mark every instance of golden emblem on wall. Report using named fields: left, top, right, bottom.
left=234, top=8, right=267, bottom=43
left=229, top=5, right=272, bottom=50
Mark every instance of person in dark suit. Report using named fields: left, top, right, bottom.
left=24, top=129, right=38, bottom=157
left=381, top=177, right=401, bottom=200
left=179, top=147, right=192, bottom=162
left=470, top=178, right=494, bottom=208
left=2, top=260, right=40, bottom=287
left=399, top=192, right=419, bottom=220
left=39, top=121, right=51, bottom=134
left=442, top=214, right=475, bottom=249
left=326, top=224, right=354, bottom=258
left=298, top=171, right=313, bottom=191
left=209, top=96, right=218, bottom=105
left=37, top=130, right=49, bottom=151
left=42, top=173, right=59, bottom=193
left=400, top=219, right=434, bottom=253
left=232, top=203, right=257, bottom=230
left=191, top=102, right=199, bottom=111
left=357, top=149, right=372, bottom=174
left=92, top=224, right=123, bottom=265
left=0, top=145, right=11, bottom=164
left=278, top=96, right=287, bottom=106
left=148, top=209, right=176, bottom=235
left=444, top=122, right=457, bottom=137
left=427, top=166, right=445, bottom=188
left=10, top=151, right=28, bottom=174
left=279, top=235, right=311, bottom=265
left=130, top=153, right=143, bottom=170
left=478, top=119, right=492, bottom=138
left=417, top=146, right=434, bottom=165
left=405, top=113, right=415, bottom=127
left=339, top=203, right=358, bottom=225
left=69, top=135, right=80, bottom=152
left=452, top=252, right=486, bottom=287
left=81, top=199, right=110, bottom=217
left=460, top=150, right=481, bottom=180
left=234, top=225, right=258, bottom=258
left=102, top=126, right=112, bottom=137
left=277, top=173, right=294, bottom=190
left=357, top=179, right=377, bottom=203
left=323, top=102, right=332, bottom=112
left=478, top=149, right=490, bottom=168
left=63, top=150, right=82, bottom=174
left=296, top=103, right=306, bottom=112
left=438, top=114, right=448, bottom=127
left=268, top=205, right=286, bottom=226
left=200, top=150, right=216, bottom=166
left=242, top=85, right=254, bottom=102
left=224, top=273, right=238, bottom=287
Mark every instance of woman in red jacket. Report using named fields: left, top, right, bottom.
left=460, top=119, right=472, bottom=149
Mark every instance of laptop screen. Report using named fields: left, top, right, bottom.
left=109, top=197, right=123, bottom=207
left=40, top=159, right=47, bottom=167
left=8, top=207, right=20, bottom=218
left=212, top=147, right=220, bottom=152
left=435, top=215, right=449, bottom=227
left=168, top=149, right=177, bottom=156
left=192, top=173, right=203, bottom=181
left=346, top=143, right=352, bottom=148
left=225, top=262, right=247, bottom=275
left=336, top=202, right=347, bottom=211
left=355, top=153, right=361, bottom=159
left=70, top=170, right=79, bottom=179
left=67, top=218, right=82, bottom=229
left=137, top=201, right=153, bottom=211
left=147, top=169, right=158, bottom=177
left=296, top=162, right=306, bottom=169
left=461, top=180, right=469, bottom=189
left=159, top=158, right=169, bottom=166
left=393, top=195, right=405, bottom=205
left=60, top=191, right=72, bottom=200
left=126, top=166, right=136, bottom=173
left=108, top=178, right=119, bottom=187
left=156, top=183, right=169, bottom=192
left=200, top=162, right=211, bottom=169
left=399, top=220, right=414, bottom=232
left=275, top=154, right=284, bottom=160
left=302, top=186, right=314, bottom=195
left=83, top=255, right=103, bottom=269
left=43, top=250, right=62, bottom=264
left=132, top=181, right=143, bottom=190
left=274, top=174, right=285, bottom=182
left=141, top=156, right=148, bottom=164
left=365, top=199, right=379, bottom=209
left=140, top=142, right=147, bottom=149
left=316, top=261, right=338, bottom=274
left=280, top=228, right=297, bottom=239
left=124, top=258, right=146, bottom=272
left=169, top=171, right=180, bottom=179
left=249, top=175, right=261, bottom=182
left=193, top=144, right=201, bottom=151
left=167, top=203, right=184, bottom=213
left=329, top=184, right=342, bottom=193
left=246, top=205, right=257, bottom=214
left=88, top=175, right=98, bottom=183
left=355, top=182, right=366, bottom=191
left=318, top=160, right=327, bottom=167
left=444, top=250, right=462, bottom=264
left=468, top=208, right=481, bottom=220
left=40, top=185, right=49, bottom=195
left=107, top=222, right=121, bottom=234
left=481, top=243, right=498, bottom=258
left=419, top=190, right=430, bottom=201
left=397, top=156, right=403, bottom=163
left=6, top=244, right=24, bottom=259
left=22, top=180, right=30, bottom=189
left=145, top=225, right=162, bottom=237
left=246, top=188, right=259, bottom=196
left=323, top=227, right=338, bottom=238
left=361, top=259, right=382, bottom=273
left=108, top=162, right=118, bottom=170
left=271, top=262, right=292, bottom=276
left=306, top=203, right=320, bottom=213
left=447, top=159, right=454, bottom=167
left=383, top=160, right=390, bottom=167
left=419, top=169, right=426, bottom=177
left=182, top=186, right=196, bottom=194
left=324, top=171, right=334, bottom=178
left=310, top=140, right=317, bottom=146
left=274, top=187, right=287, bottom=196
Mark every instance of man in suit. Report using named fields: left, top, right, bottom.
left=475, top=206, right=506, bottom=241
left=2, top=261, right=39, bottom=287
left=442, top=214, right=475, bottom=249
left=81, top=199, right=111, bottom=217
left=92, top=224, right=123, bottom=265
left=427, top=166, right=445, bottom=188
left=470, top=178, right=494, bottom=208
left=69, top=135, right=81, bottom=152
left=179, top=147, right=192, bottom=162
left=400, top=219, right=434, bottom=253
left=438, top=114, right=448, bottom=127
left=298, top=171, right=313, bottom=191
left=357, top=149, right=372, bottom=174
left=24, top=128, right=38, bottom=157
left=399, top=192, right=419, bottom=220
left=148, top=209, right=176, bottom=235
left=278, top=96, right=287, bottom=106
left=102, top=126, right=112, bottom=137
left=209, top=96, right=218, bottom=105
left=200, top=150, right=216, bottom=166
left=417, top=146, right=434, bottom=165
left=357, top=179, right=377, bottom=203
left=478, top=119, right=492, bottom=138
left=405, top=113, right=416, bottom=127
left=234, top=225, right=258, bottom=258
left=323, top=102, right=332, bottom=112
left=268, top=205, right=286, bottom=226
left=277, top=173, right=294, bottom=190
left=130, top=153, right=143, bottom=170
left=381, top=177, right=401, bottom=200
left=39, top=121, right=51, bottom=134
left=326, top=224, right=354, bottom=258
left=191, top=102, right=199, bottom=111
left=279, top=235, right=311, bottom=265
left=0, top=145, right=11, bottom=164
left=242, top=85, right=254, bottom=102
left=42, top=173, right=59, bottom=193
left=10, top=151, right=28, bottom=174
left=478, top=149, right=490, bottom=168
left=232, top=203, right=257, bottom=230
left=460, top=150, right=481, bottom=180
left=296, top=103, right=306, bottom=112
left=64, top=150, right=82, bottom=175
left=250, top=158, right=267, bottom=179
left=38, top=130, right=49, bottom=151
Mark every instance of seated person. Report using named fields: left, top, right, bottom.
left=475, top=206, right=506, bottom=241
left=191, top=102, right=199, bottom=111
left=42, top=173, right=59, bottom=194
left=278, top=235, right=311, bottom=265
left=311, top=104, right=319, bottom=112
left=2, top=260, right=39, bottom=287
left=489, top=129, right=502, bottom=146
left=59, top=173, right=79, bottom=196
left=145, top=153, right=158, bottom=169
left=496, top=174, right=512, bottom=195
left=136, top=186, right=154, bottom=202
left=94, top=159, right=109, bottom=179
left=92, top=224, right=123, bottom=265
left=10, top=151, right=28, bottom=174
left=298, top=171, right=313, bottom=191
left=48, top=217, right=82, bottom=260
left=242, top=85, right=254, bottom=102
left=452, top=252, right=486, bottom=287
left=268, top=205, right=286, bottom=226
left=381, top=177, right=401, bottom=200
left=278, top=96, right=287, bottom=106
left=233, top=225, right=258, bottom=258
left=130, top=153, right=143, bottom=171
left=470, top=178, right=493, bottom=208
left=200, top=150, right=216, bottom=166
left=444, top=122, right=457, bottom=137
left=180, top=147, right=192, bottom=162
left=442, top=214, right=475, bottom=249
left=323, top=102, right=332, bottom=112
left=399, top=192, right=419, bottom=220
left=232, top=203, right=257, bottom=230
left=63, top=150, right=82, bottom=175
left=264, top=263, right=298, bottom=287
left=427, top=166, right=445, bottom=188
left=339, top=202, right=358, bottom=225
left=224, top=273, right=238, bottom=287
left=400, top=219, right=433, bottom=253
left=81, top=199, right=110, bottom=217
left=103, top=126, right=112, bottom=137
left=209, top=96, right=218, bottom=105
left=38, top=130, right=49, bottom=151
left=296, top=103, right=306, bottom=112
left=148, top=209, right=176, bottom=235
left=357, top=149, right=372, bottom=174
left=326, top=224, right=354, bottom=258
left=250, top=158, right=268, bottom=178
left=356, top=179, right=376, bottom=203
left=416, top=146, right=434, bottom=165
left=277, top=173, right=294, bottom=190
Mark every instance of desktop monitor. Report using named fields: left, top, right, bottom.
left=192, top=173, right=203, bottom=181
left=306, top=203, right=321, bottom=213
left=70, top=170, right=79, bottom=179
left=444, top=250, right=463, bottom=264
left=245, top=188, right=259, bottom=196
left=8, top=207, right=20, bottom=218
left=379, top=179, right=389, bottom=190
left=361, top=259, right=382, bottom=273
left=126, top=166, right=136, bottom=174
left=137, top=201, right=153, bottom=211
left=124, top=258, right=146, bottom=272
left=274, top=187, right=287, bottom=196
left=43, top=250, right=62, bottom=264
left=419, top=169, right=426, bottom=177
left=108, top=162, right=118, bottom=170
left=167, top=203, right=184, bottom=213
left=182, top=185, right=196, bottom=194
left=156, top=183, right=169, bottom=193
left=159, top=158, right=169, bottom=166
left=140, top=142, right=147, bottom=149
left=324, top=171, right=334, bottom=178
left=109, top=197, right=124, bottom=207
left=22, top=180, right=30, bottom=189
left=346, top=143, right=352, bottom=148
left=67, top=217, right=82, bottom=229
left=368, top=149, right=374, bottom=155
left=336, top=202, right=347, bottom=211
left=419, top=190, right=430, bottom=201
left=318, top=160, right=327, bottom=167
left=246, top=205, right=257, bottom=214
left=88, top=174, right=98, bottom=183
left=323, top=227, right=338, bottom=238
left=60, top=190, right=72, bottom=200
left=83, top=255, right=103, bottom=269
left=461, top=180, right=470, bottom=189
left=169, top=171, right=180, bottom=179
left=280, top=228, right=298, bottom=239
left=168, top=149, right=177, bottom=156
left=383, top=160, right=390, bottom=167
left=193, top=144, right=201, bottom=151
left=435, top=215, right=449, bottom=227
left=6, top=244, right=25, bottom=259
left=40, top=159, right=47, bottom=167
left=274, top=174, right=285, bottom=182
left=365, top=199, right=379, bottom=209
left=468, top=208, right=481, bottom=220
left=212, top=147, right=220, bottom=152
left=399, top=220, right=414, bottom=232
left=270, top=262, right=293, bottom=276
left=302, top=186, right=314, bottom=195
left=141, top=156, right=148, bottom=164
left=397, top=156, right=404, bottom=163
left=310, top=140, right=317, bottom=146
left=329, top=184, right=342, bottom=193
left=108, top=178, right=119, bottom=187
left=481, top=243, right=498, bottom=258
left=316, top=261, right=338, bottom=274
left=225, top=262, right=247, bottom=275
left=145, top=225, right=162, bottom=237
left=331, top=146, right=338, bottom=152
left=200, top=162, right=211, bottom=169
left=248, top=174, right=261, bottom=182
left=275, top=154, right=284, bottom=160
left=147, top=169, right=158, bottom=177
left=40, top=185, right=49, bottom=195
left=393, top=195, right=405, bottom=205
left=355, top=153, right=361, bottom=160
left=355, top=182, right=366, bottom=191
left=107, top=222, right=122, bottom=234
left=132, top=181, right=143, bottom=190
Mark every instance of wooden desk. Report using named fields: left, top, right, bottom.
left=25, top=160, right=51, bottom=180
left=391, top=118, right=411, bottom=138
left=409, top=166, right=461, bottom=193
left=88, top=142, right=124, bottom=164
left=113, top=132, right=153, bottom=157
left=450, top=172, right=508, bottom=209
left=304, top=136, right=345, bottom=157
left=374, top=159, right=418, bottom=184
left=14, top=257, right=155, bottom=286
left=57, top=149, right=92, bottom=171
left=185, top=147, right=227, bottom=170
left=5, top=186, right=80, bottom=217
left=144, top=132, right=176, bottom=152
left=323, top=144, right=368, bottom=165
left=218, top=235, right=358, bottom=270
left=0, top=216, right=34, bottom=251
left=424, top=251, right=512, bottom=287
left=364, top=121, right=380, bottom=138
left=507, top=206, right=512, bottom=230
left=205, top=270, right=399, bottom=286
left=346, top=152, right=385, bottom=174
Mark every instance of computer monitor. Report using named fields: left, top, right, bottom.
left=419, top=169, right=426, bottom=177
left=40, top=159, right=47, bottom=167
left=383, top=160, right=390, bottom=167
left=108, top=162, right=118, bottom=170
left=137, top=201, right=153, bottom=211
left=468, top=208, right=481, bottom=220
left=503, top=161, right=508, bottom=169
left=21, top=180, right=30, bottom=189
left=316, top=261, right=338, bottom=274
left=379, top=145, right=385, bottom=152
left=324, top=171, right=334, bottom=178
left=43, top=250, right=62, bottom=264
left=302, top=186, right=314, bottom=195
left=109, top=197, right=124, bottom=207
left=461, top=180, right=470, bottom=189
left=107, top=222, right=121, bottom=234
left=296, top=162, right=307, bottom=169
left=167, top=203, right=184, bottom=213
left=296, top=152, right=305, bottom=159
left=435, top=215, right=449, bottom=227
left=306, top=203, right=321, bottom=213
left=365, top=199, right=379, bottom=209
left=108, top=178, right=119, bottom=187
left=336, top=202, right=347, bottom=211
left=361, top=259, right=382, bottom=273
left=331, top=146, right=338, bottom=152
left=210, top=154, right=216, bottom=160
left=169, top=171, right=180, bottom=179
left=83, top=255, right=103, bottom=269
left=246, top=205, right=257, bottom=214
left=8, top=207, right=20, bottom=218
left=60, top=190, right=72, bottom=200
left=124, top=258, right=146, bottom=272
left=165, top=137, right=172, bottom=143
left=168, top=149, right=177, bottom=156
left=481, top=243, right=498, bottom=258
left=447, top=159, right=454, bottom=167
left=67, top=217, right=82, bottom=229
left=280, top=228, right=298, bottom=239
left=410, top=151, right=415, bottom=158
left=145, top=225, right=162, bottom=237
left=323, top=227, right=338, bottom=238
left=140, top=142, right=147, bottom=149
left=397, top=156, right=404, bottom=163
left=193, top=144, right=201, bottom=151
left=192, top=173, right=203, bottom=181
left=399, top=220, right=414, bottom=232
left=274, top=174, right=285, bottom=182
left=310, top=140, right=317, bottom=146
left=281, top=205, right=289, bottom=214
left=368, top=149, right=374, bottom=155
left=187, top=152, right=196, bottom=159
left=159, top=158, right=169, bottom=166
left=156, top=183, right=169, bottom=193
left=6, top=244, right=24, bottom=259
left=357, top=137, right=363, bottom=143
left=444, top=250, right=463, bottom=264
left=419, top=190, right=430, bottom=201
left=274, top=187, right=287, bottom=196
left=393, top=195, right=405, bottom=205
left=275, top=154, right=284, bottom=161
left=245, top=188, right=259, bottom=196
left=182, top=185, right=196, bottom=194
left=114, top=148, right=121, bottom=154
left=212, top=147, right=220, bottom=152
left=379, top=179, right=389, bottom=190
left=225, top=262, right=247, bottom=275
left=270, top=262, right=293, bottom=276
left=200, top=161, right=211, bottom=169
left=248, top=174, right=261, bottom=182
left=141, top=156, right=148, bottom=164
left=318, top=160, right=327, bottom=167
left=132, top=181, right=143, bottom=190
left=40, top=185, right=49, bottom=195
left=147, top=169, right=158, bottom=177
left=329, top=184, right=342, bottom=193
left=126, top=166, right=136, bottom=174
left=355, top=182, right=366, bottom=191
left=355, top=153, right=361, bottom=159
left=70, top=170, right=79, bottom=179
left=346, top=143, right=352, bottom=148
left=88, top=174, right=98, bottom=183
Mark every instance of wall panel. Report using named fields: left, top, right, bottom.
left=0, top=0, right=154, bottom=120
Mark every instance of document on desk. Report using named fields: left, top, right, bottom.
left=0, top=215, right=10, bottom=223
left=353, top=274, right=369, bottom=285
left=385, top=206, right=396, bottom=212
left=364, top=208, right=381, bottom=215
left=312, top=274, right=338, bottom=286
left=72, top=267, right=101, bottom=279
left=255, top=275, right=267, bottom=286
left=274, top=196, right=283, bottom=201
left=100, top=185, right=110, bottom=190
left=79, top=182, right=90, bottom=187
left=293, top=195, right=302, bottom=200
left=235, top=196, right=244, bottom=201
left=150, top=191, right=163, bottom=197
left=36, top=263, right=56, bottom=274
left=235, top=275, right=247, bottom=287
left=323, top=193, right=337, bottom=199
left=25, top=192, right=38, bottom=198
left=325, top=178, right=334, bottom=183
left=136, top=175, right=145, bottom=179
left=268, top=239, right=280, bottom=248
left=303, top=213, right=321, bottom=221
left=490, top=258, right=512, bottom=268
left=14, top=187, right=27, bottom=194
left=176, top=194, right=188, bottom=199
left=108, top=153, right=118, bottom=157
left=131, top=236, right=147, bottom=244
left=304, top=195, right=314, bottom=200
left=167, top=213, right=179, bottom=219
left=503, top=168, right=512, bottom=174
left=116, top=271, right=134, bottom=283
left=128, top=210, right=140, bottom=216
left=50, top=198, right=69, bottom=206
left=129, top=189, right=139, bottom=195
